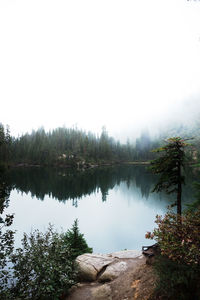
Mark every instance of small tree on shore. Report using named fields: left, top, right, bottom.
left=150, top=137, right=190, bottom=216
left=64, top=219, right=93, bottom=260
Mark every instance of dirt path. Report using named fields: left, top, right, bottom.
left=66, top=256, right=156, bottom=300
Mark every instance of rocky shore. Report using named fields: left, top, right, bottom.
left=66, top=250, right=156, bottom=300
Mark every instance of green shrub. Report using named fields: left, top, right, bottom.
left=0, top=214, right=15, bottom=296
left=9, top=225, right=77, bottom=300
left=0, top=175, right=15, bottom=296
left=0, top=220, right=92, bottom=300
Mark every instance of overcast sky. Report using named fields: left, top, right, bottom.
left=1, top=0, right=200, bottom=139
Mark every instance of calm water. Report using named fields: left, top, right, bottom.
left=5, top=165, right=195, bottom=253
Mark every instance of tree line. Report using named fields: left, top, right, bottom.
left=0, top=124, right=163, bottom=167
left=0, top=122, right=198, bottom=167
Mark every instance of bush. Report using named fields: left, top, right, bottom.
left=146, top=208, right=200, bottom=300
left=0, top=221, right=92, bottom=300
left=151, top=256, right=200, bottom=300
left=0, top=214, right=15, bottom=296
left=146, top=208, right=200, bottom=265
left=0, top=175, right=15, bottom=296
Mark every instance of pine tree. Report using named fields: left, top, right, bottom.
left=64, top=219, right=92, bottom=260
left=150, top=137, right=190, bottom=216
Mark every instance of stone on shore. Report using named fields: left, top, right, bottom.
left=76, top=250, right=143, bottom=282
left=76, top=253, right=115, bottom=281
left=98, top=261, right=127, bottom=282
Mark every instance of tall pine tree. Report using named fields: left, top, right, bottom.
left=150, top=137, right=190, bottom=216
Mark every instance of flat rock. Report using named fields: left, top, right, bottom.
left=110, top=250, right=143, bottom=259
left=98, top=261, right=127, bottom=282
left=76, top=254, right=115, bottom=281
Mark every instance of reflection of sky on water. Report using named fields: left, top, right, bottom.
left=7, top=181, right=167, bottom=253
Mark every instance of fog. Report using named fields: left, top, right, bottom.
left=0, top=0, right=200, bottom=141
left=116, top=96, right=200, bottom=142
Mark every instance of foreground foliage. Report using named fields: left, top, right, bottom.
left=146, top=208, right=200, bottom=299
left=0, top=171, right=15, bottom=294
left=151, top=255, right=200, bottom=300
left=0, top=221, right=92, bottom=300
left=146, top=209, right=200, bottom=265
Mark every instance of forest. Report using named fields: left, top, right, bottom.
left=0, top=122, right=199, bottom=168
left=0, top=124, right=158, bottom=167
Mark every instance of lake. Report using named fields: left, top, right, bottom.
left=5, top=165, right=195, bottom=253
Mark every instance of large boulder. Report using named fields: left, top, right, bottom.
left=98, top=261, right=127, bottom=282
left=76, top=250, right=143, bottom=282
left=76, top=253, right=115, bottom=281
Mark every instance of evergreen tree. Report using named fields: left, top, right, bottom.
left=64, top=219, right=92, bottom=260
left=150, top=137, right=190, bottom=216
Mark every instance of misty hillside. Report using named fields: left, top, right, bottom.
left=152, top=98, right=200, bottom=142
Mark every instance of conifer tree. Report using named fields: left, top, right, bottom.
left=64, top=219, right=92, bottom=260
left=150, top=137, right=189, bottom=216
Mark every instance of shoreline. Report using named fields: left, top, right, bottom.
left=8, top=161, right=150, bottom=169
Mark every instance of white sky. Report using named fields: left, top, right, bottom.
left=1, top=0, right=200, bottom=139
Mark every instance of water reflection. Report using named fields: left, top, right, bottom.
left=7, top=165, right=195, bottom=207
left=5, top=165, right=198, bottom=253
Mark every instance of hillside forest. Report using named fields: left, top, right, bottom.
left=0, top=121, right=199, bottom=168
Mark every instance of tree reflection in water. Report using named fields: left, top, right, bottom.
left=6, top=165, right=196, bottom=207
